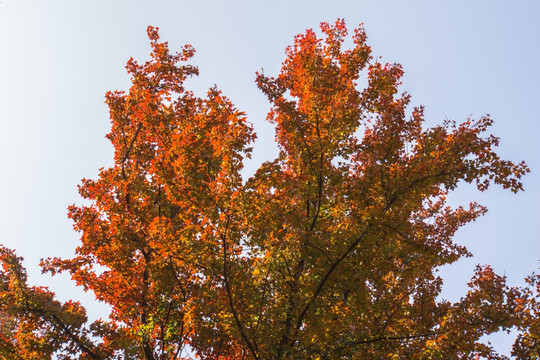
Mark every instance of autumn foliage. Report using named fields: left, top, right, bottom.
left=0, top=21, right=537, bottom=359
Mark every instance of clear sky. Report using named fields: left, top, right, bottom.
left=0, top=0, right=538, bottom=356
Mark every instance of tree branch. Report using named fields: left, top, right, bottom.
left=221, top=219, right=259, bottom=359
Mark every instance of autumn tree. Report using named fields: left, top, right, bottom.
left=0, top=21, right=535, bottom=359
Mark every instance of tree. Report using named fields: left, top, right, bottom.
left=0, top=246, right=107, bottom=359
left=0, top=20, right=534, bottom=359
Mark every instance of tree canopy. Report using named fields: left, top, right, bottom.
left=0, top=21, right=537, bottom=360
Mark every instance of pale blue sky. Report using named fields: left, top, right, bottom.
left=1, top=0, right=538, bottom=356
